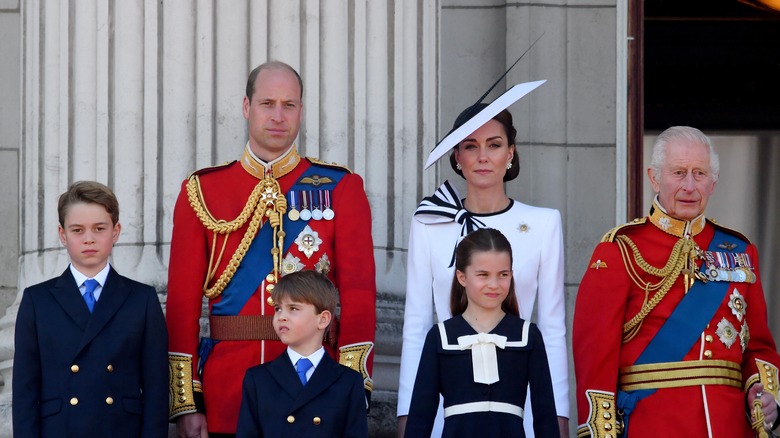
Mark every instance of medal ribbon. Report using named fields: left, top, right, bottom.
left=617, top=227, right=747, bottom=432
left=211, top=163, right=347, bottom=315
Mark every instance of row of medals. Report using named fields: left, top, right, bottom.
left=287, top=189, right=334, bottom=222
left=703, top=250, right=756, bottom=283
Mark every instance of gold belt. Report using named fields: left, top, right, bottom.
left=619, top=359, right=742, bottom=391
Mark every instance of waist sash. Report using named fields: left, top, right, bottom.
left=619, top=359, right=742, bottom=391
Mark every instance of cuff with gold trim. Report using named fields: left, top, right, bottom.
left=577, top=390, right=620, bottom=438
left=339, top=342, right=374, bottom=392
left=168, top=353, right=204, bottom=419
left=746, top=360, right=780, bottom=402
left=757, top=359, right=780, bottom=401
left=745, top=359, right=780, bottom=434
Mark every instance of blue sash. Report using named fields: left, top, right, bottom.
left=617, top=228, right=746, bottom=430
left=197, top=163, right=346, bottom=376
left=211, top=163, right=347, bottom=315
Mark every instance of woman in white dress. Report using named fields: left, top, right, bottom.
left=397, top=102, right=570, bottom=438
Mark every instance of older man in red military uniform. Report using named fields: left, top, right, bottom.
left=166, top=61, right=376, bottom=437
left=574, top=126, right=780, bottom=437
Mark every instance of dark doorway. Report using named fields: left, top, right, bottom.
left=636, top=0, right=780, bottom=339
left=644, top=0, right=780, bottom=131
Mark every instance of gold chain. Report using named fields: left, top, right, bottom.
left=187, top=175, right=264, bottom=233
left=202, top=198, right=266, bottom=298
left=618, top=235, right=698, bottom=342
left=187, top=174, right=285, bottom=298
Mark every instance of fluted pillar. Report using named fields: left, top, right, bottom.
left=2, top=1, right=437, bottom=435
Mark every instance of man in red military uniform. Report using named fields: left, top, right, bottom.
left=574, top=126, right=780, bottom=437
left=166, top=61, right=376, bottom=437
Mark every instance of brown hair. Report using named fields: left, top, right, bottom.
left=58, top=181, right=120, bottom=227
left=245, top=60, right=304, bottom=101
left=450, top=228, right=519, bottom=317
left=448, top=104, right=520, bottom=181
left=272, top=270, right=338, bottom=321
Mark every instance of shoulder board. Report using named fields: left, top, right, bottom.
left=600, top=217, right=647, bottom=243
left=708, top=218, right=753, bottom=245
left=306, top=156, right=353, bottom=174
left=187, top=161, right=236, bottom=180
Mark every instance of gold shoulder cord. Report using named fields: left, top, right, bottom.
left=617, top=235, right=701, bottom=342
left=186, top=174, right=287, bottom=299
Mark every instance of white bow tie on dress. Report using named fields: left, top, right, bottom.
left=457, top=332, right=508, bottom=384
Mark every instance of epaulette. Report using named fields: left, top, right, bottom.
left=708, top=218, right=753, bottom=246
left=600, top=217, right=647, bottom=243
left=186, top=161, right=236, bottom=180
left=306, top=156, right=353, bottom=174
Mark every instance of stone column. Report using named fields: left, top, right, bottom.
left=0, top=1, right=437, bottom=435
left=0, top=3, right=166, bottom=434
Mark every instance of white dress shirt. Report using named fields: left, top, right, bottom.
left=70, top=262, right=111, bottom=302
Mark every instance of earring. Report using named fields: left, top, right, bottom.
left=506, top=162, right=512, bottom=170
left=456, top=162, right=462, bottom=170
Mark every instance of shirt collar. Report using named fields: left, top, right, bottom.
left=70, top=262, right=111, bottom=288
left=240, top=142, right=301, bottom=179
left=286, top=346, right=325, bottom=370
left=648, top=196, right=706, bottom=238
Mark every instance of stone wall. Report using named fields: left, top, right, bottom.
left=0, top=1, right=20, bottom=432
left=0, top=1, right=631, bottom=437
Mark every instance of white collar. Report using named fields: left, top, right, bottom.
left=70, top=262, right=111, bottom=288
left=286, top=346, right=325, bottom=370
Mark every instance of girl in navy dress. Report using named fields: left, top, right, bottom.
left=405, top=228, right=558, bottom=437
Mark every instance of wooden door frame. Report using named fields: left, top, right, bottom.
left=627, top=0, right=645, bottom=220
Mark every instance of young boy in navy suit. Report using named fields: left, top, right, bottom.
left=12, top=181, right=169, bottom=438
left=236, top=270, right=368, bottom=438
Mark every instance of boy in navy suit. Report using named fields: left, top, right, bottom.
left=12, top=181, right=169, bottom=438
left=236, top=270, right=368, bottom=438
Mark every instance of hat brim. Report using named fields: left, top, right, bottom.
left=423, top=79, right=547, bottom=170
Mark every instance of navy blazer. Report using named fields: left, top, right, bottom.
left=236, top=350, right=368, bottom=438
left=12, top=267, right=169, bottom=438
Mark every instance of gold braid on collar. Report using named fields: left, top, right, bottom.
left=648, top=199, right=706, bottom=238
left=186, top=174, right=285, bottom=298
left=618, top=234, right=702, bottom=343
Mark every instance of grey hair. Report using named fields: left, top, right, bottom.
left=649, top=126, right=720, bottom=182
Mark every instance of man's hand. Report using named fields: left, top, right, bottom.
left=558, top=416, right=570, bottom=438
left=176, top=413, right=208, bottom=438
left=749, top=383, right=778, bottom=428
left=396, top=415, right=407, bottom=438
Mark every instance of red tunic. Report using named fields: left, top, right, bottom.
left=574, top=204, right=780, bottom=438
left=166, top=148, right=376, bottom=434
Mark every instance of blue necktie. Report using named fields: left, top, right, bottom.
left=83, top=279, right=99, bottom=313
left=296, top=358, right=313, bottom=386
